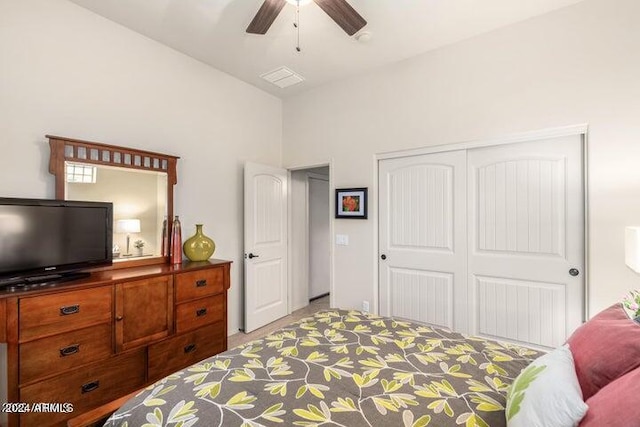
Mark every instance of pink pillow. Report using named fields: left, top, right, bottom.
left=579, top=366, right=640, bottom=426
left=567, top=303, right=640, bottom=399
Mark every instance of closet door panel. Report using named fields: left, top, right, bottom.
left=388, top=268, right=453, bottom=329
left=467, top=135, right=584, bottom=349
left=379, top=150, right=467, bottom=332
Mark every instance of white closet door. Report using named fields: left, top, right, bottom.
left=467, top=135, right=584, bottom=349
left=379, top=151, right=468, bottom=332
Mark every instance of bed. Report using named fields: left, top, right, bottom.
left=104, top=309, right=541, bottom=426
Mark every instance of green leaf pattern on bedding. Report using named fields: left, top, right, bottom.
left=104, top=310, right=540, bottom=427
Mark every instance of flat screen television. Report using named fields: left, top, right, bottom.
left=0, top=197, right=113, bottom=289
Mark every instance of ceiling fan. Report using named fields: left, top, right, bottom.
left=246, top=0, right=367, bottom=36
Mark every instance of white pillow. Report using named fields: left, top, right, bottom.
left=506, top=344, right=588, bottom=427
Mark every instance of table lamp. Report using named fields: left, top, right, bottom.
left=116, top=219, right=141, bottom=257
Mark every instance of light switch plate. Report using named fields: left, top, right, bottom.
left=336, top=234, right=349, bottom=245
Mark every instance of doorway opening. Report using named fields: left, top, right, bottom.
left=289, top=165, right=331, bottom=313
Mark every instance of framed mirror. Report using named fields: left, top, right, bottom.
left=48, top=135, right=179, bottom=268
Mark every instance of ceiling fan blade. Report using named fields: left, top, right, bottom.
left=246, top=0, right=287, bottom=34
left=313, top=0, right=367, bottom=36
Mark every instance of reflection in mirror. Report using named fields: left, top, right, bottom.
left=48, top=134, right=178, bottom=268
left=65, top=162, right=168, bottom=262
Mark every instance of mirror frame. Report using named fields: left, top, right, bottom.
left=48, top=134, right=179, bottom=268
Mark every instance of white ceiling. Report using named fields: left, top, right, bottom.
left=69, top=0, right=585, bottom=98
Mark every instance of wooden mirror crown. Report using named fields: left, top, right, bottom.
left=48, top=134, right=179, bottom=267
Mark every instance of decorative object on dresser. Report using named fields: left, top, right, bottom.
left=183, top=224, right=216, bottom=261
left=161, top=216, right=169, bottom=256
left=0, top=259, right=232, bottom=427
left=171, top=216, right=183, bottom=265
left=133, top=239, right=145, bottom=257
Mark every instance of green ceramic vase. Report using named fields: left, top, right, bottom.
left=183, top=224, right=215, bottom=261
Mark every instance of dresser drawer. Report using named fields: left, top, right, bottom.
left=175, top=267, right=224, bottom=302
left=176, top=294, right=224, bottom=334
left=148, top=321, right=226, bottom=382
left=20, top=323, right=112, bottom=385
left=19, top=286, right=112, bottom=341
left=19, top=348, right=146, bottom=426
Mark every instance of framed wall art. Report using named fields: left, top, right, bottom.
left=335, top=187, right=368, bottom=219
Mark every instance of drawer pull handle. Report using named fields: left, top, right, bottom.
left=81, top=380, right=100, bottom=394
left=60, top=305, right=80, bottom=316
left=196, top=308, right=207, bottom=317
left=60, top=344, right=80, bottom=357
left=184, top=343, right=197, bottom=354
left=196, top=279, right=207, bottom=287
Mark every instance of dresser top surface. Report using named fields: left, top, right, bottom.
left=0, top=259, right=232, bottom=299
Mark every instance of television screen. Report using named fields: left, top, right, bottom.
left=0, top=198, right=112, bottom=284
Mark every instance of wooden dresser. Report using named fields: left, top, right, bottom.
left=0, top=259, right=231, bottom=427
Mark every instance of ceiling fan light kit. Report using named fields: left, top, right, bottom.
left=246, top=0, right=367, bottom=36
left=354, top=30, right=372, bottom=43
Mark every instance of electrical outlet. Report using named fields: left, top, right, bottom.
left=362, top=300, right=370, bottom=313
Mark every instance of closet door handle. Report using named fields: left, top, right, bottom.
left=380, top=254, right=387, bottom=260
left=248, top=253, right=259, bottom=259
left=569, top=268, right=580, bottom=277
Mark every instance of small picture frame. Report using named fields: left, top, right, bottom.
left=335, top=187, right=368, bottom=219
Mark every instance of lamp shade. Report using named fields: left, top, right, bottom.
left=116, top=219, right=141, bottom=234
left=625, top=227, right=640, bottom=273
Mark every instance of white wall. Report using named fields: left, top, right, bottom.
left=283, top=0, right=640, bottom=317
left=0, top=0, right=282, bottom=334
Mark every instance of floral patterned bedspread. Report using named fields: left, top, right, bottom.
left=104, top=310, right=540, bottom=427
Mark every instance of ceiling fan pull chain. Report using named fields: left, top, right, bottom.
left=295, top=1, right=301, bottom=52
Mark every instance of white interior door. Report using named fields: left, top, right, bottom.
left=244, top=162, right=288, bottom=333
left=309, top=175, right=330, bottom=299
left=379, top=151, right=468, bottom=332
left=467, top=135, right=584, bottom=349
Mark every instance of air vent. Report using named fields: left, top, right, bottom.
left=260, top=66, right=305, bottom=88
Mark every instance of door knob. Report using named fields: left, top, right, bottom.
left=380, top=254, right=387, bottom=260
left=569, top=268, right=580, bottom=277
left=248, top=253, right=259, bottom=259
